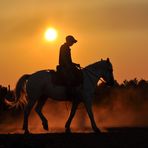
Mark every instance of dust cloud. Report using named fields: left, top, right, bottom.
left=0, top=81, right=148, bottom=133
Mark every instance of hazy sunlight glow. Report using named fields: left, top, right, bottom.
left=44, top=28, right=57, bottom=41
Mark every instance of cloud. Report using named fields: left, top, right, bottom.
left=66, top=3, right=148, bottom=32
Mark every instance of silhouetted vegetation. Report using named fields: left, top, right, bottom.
left=0, top=85, right=14, bottom=111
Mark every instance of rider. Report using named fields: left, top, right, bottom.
left=58, top=35, right=82, bottom=97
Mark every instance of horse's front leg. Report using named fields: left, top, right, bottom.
left=84, top=97, right=101, bottom=133
left=65, top=100, right=79, bottom=133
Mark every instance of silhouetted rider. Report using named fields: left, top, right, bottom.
left=58, top=35, right=82, bottom=97
left=59, top=35, right=80, bottom=68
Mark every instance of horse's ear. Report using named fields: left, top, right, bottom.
left=101, top=58, right=103, bottom=61
left=107, top=58, right=110, bottom=62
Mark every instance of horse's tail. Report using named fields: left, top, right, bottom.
left=5, top=74, right=30, bottom=108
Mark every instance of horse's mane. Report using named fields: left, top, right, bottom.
left=84, top=61, right=99, bottom=69
left=84, top=59, right=112, bottom=71
left=84, top=60, right=106, bottom=69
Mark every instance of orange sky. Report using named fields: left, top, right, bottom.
left=0, top=0, right=148, bottom=88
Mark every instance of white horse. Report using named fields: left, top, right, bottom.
left=6, top=58, right=114, bottom=134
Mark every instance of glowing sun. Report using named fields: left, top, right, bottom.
left=44, top=28, right=58, bottom=41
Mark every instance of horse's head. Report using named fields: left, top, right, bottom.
left=98, top=58, right=115, bottom=86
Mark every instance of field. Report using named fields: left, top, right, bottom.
left=0, top=127, right=148, bottom=148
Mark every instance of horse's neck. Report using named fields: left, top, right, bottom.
left=82, top=67, right=100, bottom=93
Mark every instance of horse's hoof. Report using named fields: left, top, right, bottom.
left=43, top=122, right=49, bottom=131
left=65, top=128, right=71, bottom=133
left=24, top=130, right=30, bottom=134
left=94, top=128, right=101, bottom=134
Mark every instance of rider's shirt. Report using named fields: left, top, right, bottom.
left=59, top=43, right=73, bottom=68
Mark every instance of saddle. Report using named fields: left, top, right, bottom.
left=50, top=65, right=83, bottom=87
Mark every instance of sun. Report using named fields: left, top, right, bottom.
left=44, top=28, right=58, bottom=41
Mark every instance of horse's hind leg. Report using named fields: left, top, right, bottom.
left=35, top=96, right=48, bottom=131
left=23, top=97, right=36, bottom=134
left=65, top=100, right=79, bottom=133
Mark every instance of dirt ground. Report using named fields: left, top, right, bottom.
left=0, top=127, right=148, bottom=148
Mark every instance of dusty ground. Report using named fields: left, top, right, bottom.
left=0, top=127, right=148, bottom=148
